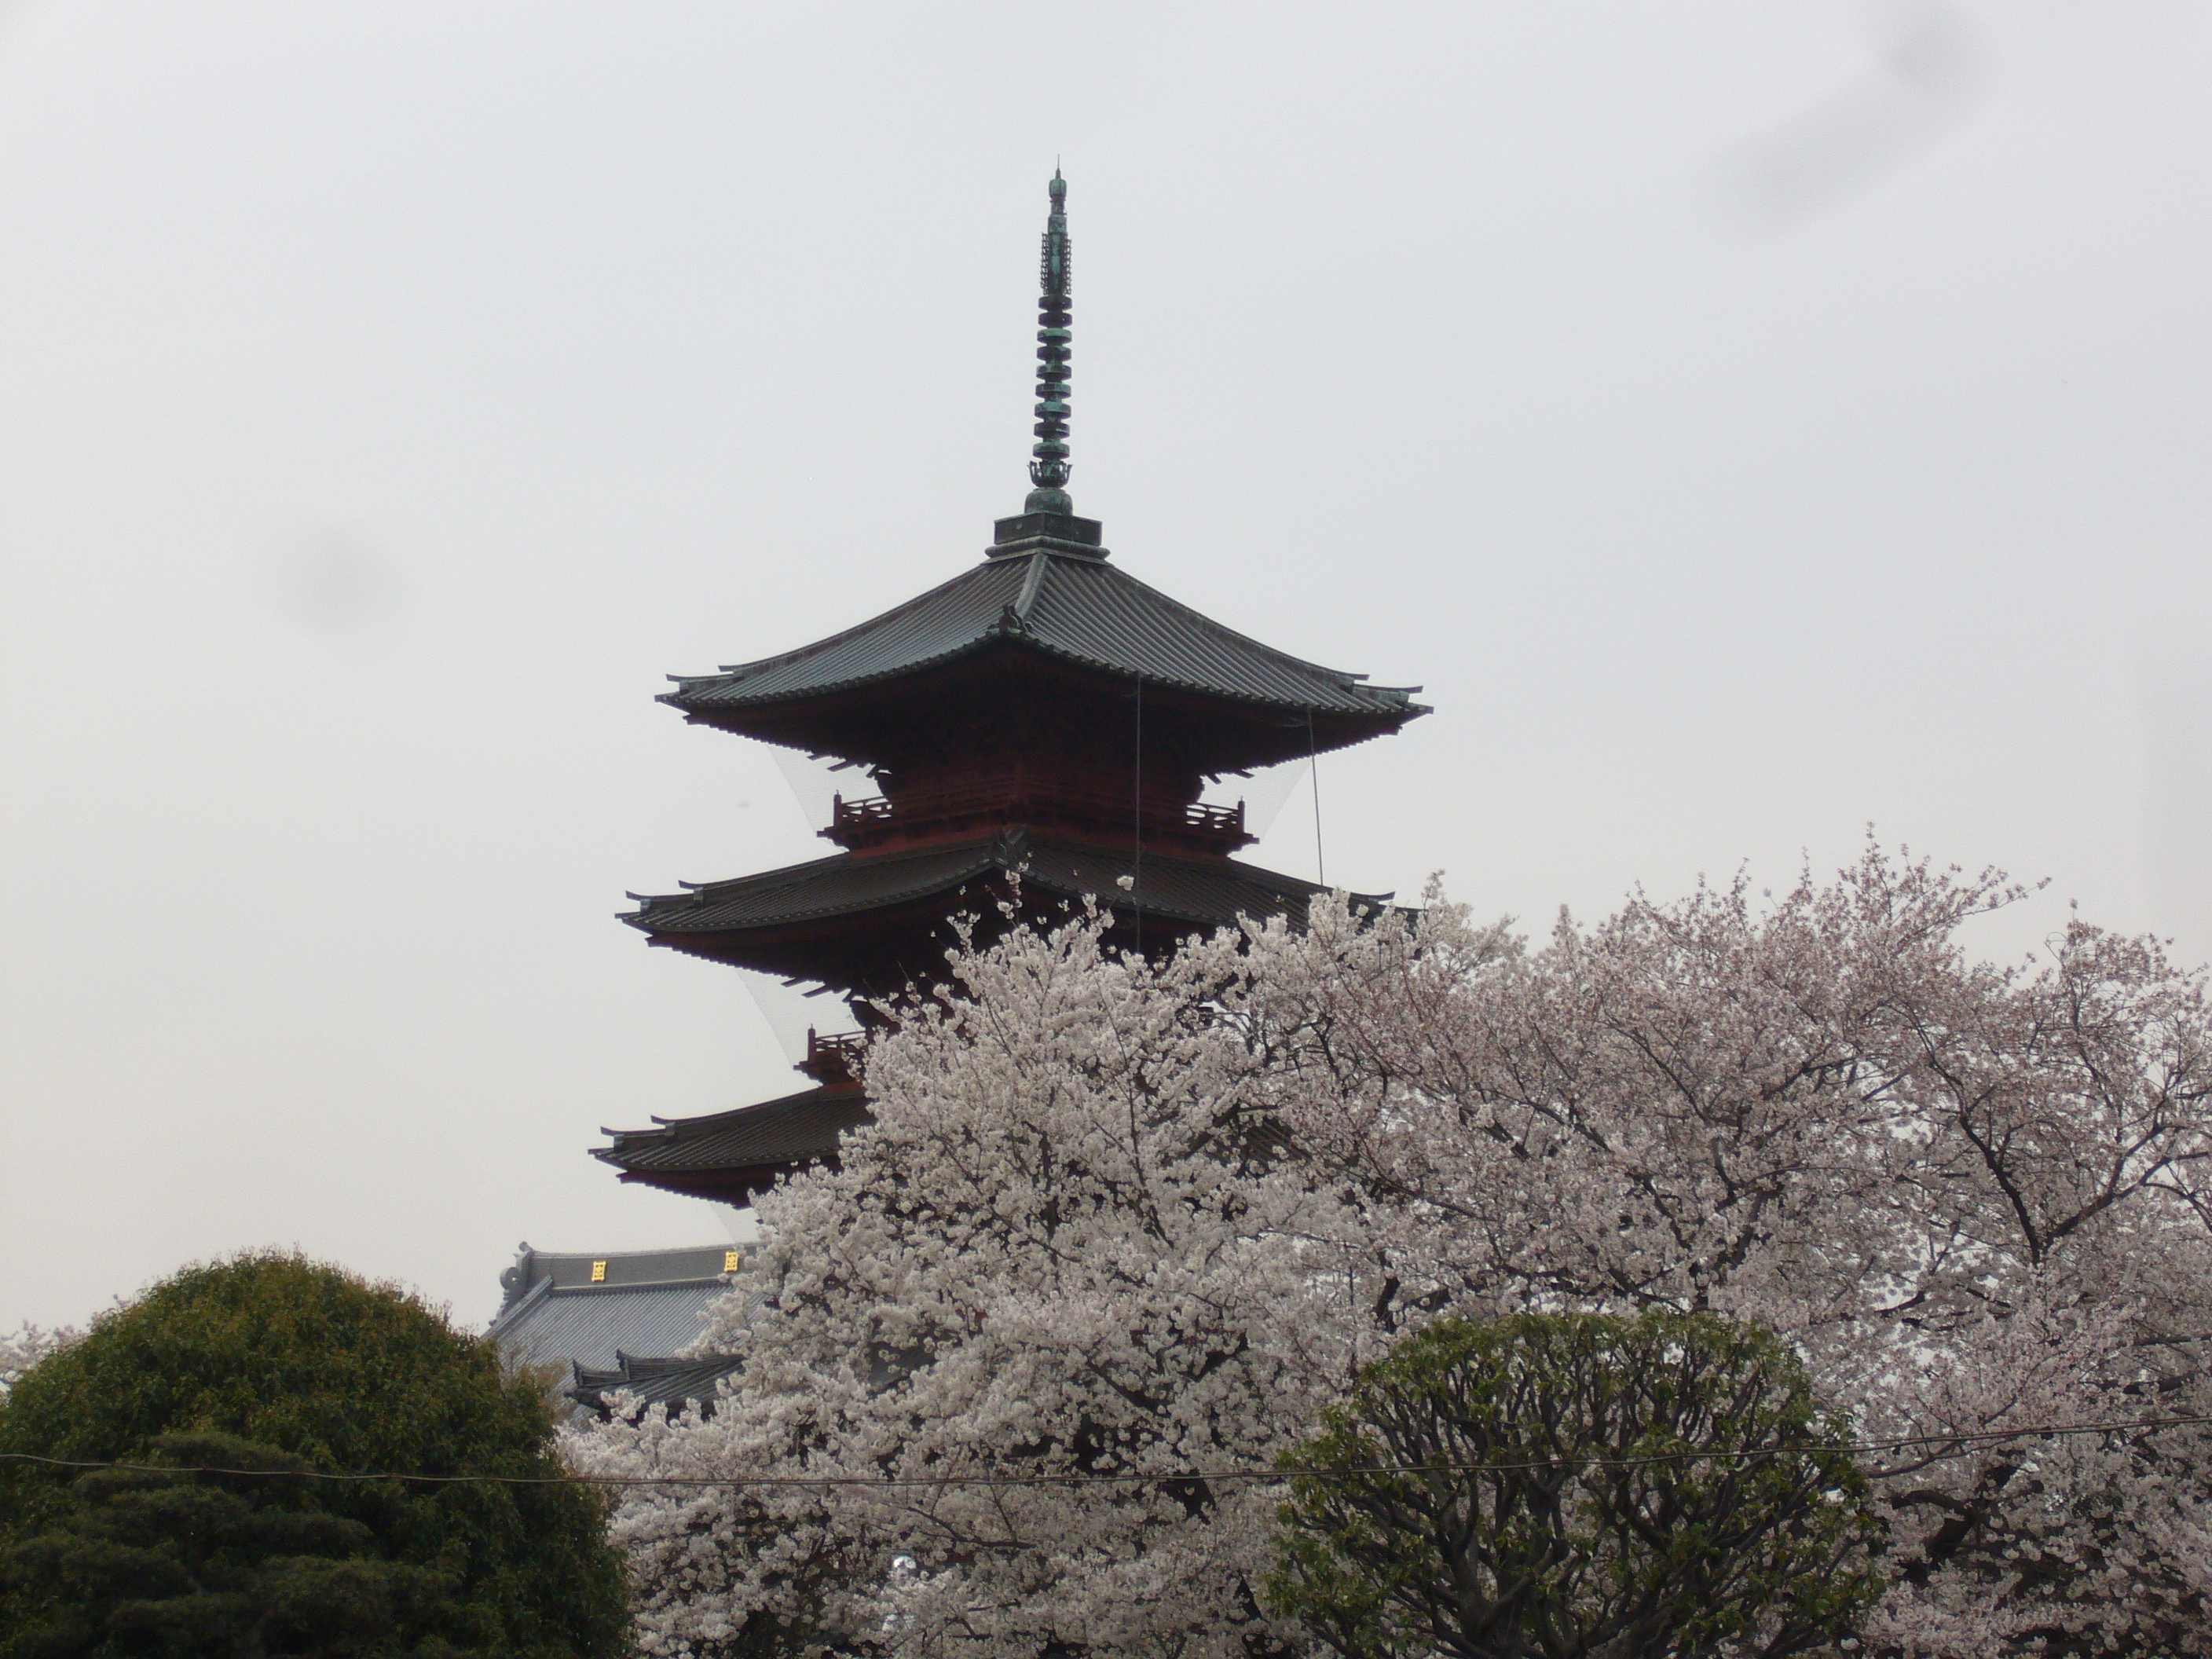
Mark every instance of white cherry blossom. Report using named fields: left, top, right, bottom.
left=581, top=849, right=2212, bottom=1658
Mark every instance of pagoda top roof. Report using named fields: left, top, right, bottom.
left=661, top=545, right=1424, bottom=724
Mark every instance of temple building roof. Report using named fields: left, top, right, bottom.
left=486, top=1243, right=740, bottom=1414
left=663, top=547, right=1424, bottom=731
left=665, top=170, right=1419, bottom=757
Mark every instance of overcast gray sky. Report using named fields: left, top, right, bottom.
left=3, top=2, right=2208, bottom=1334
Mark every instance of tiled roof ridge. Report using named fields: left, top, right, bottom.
left=515, top=1243, right=734, bottom=1269
left=569, top=1350, right=749, bottom=1416
left=595, top=1086, right=877, bottom=1178
left=626, top=826, right=1199, bottom=915
left=485, top=1274, right=552, bottom=1342
left=494, top=1240, right=742, bottom=1322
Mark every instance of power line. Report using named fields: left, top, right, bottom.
left=5, top=1412, right=2207, bottom=1492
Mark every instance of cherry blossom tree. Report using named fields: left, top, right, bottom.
left=0, top=1324, right=72, bottom=1400
left=573, top=903, right=1361, bottom=1659
left=1254, top=848, right=2212, bottom=1656
left=581, top=848, right=2212, bottom=1658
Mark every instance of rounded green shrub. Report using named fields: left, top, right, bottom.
left=0, top=1251, right=629, bottom=1657
left=1267, top=1309, right=1885, bottom=1659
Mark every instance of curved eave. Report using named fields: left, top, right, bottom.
left=662, top=634, right=1423, bottom=729
left=621, top=833, right=1392, bottom=947
left=595, top=1082, right=873, bottom=1207
left=658, top=551, right=1425, bottom=726
left=668, top=558, right=1005, bottom=696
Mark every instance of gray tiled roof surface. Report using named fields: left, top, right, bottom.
left=662, top=551, right=1421, bottom=719
left=627, top=830, right=1379, bottom=937
left=489, top=1280, right=732, bottom=1378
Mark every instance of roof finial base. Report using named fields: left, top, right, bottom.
left=990, top=505, right=1106, bottom=559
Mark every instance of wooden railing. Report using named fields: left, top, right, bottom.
left=808, top=1028, right=868, bottom=1065
left=800, top=1027, right=870, bottom=1086
left=829, top=782, right=1245, bottom=844
left=834, top=796, right=898, bottom=827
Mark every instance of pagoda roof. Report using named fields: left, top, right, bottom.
left=595, top=1083, right=875, bottom=1183
left=593, top=1077, right=1298, bottom=1203
left=662, top=547, right=1423, bottom=726
left=624, top=828, right=1383, bottom=943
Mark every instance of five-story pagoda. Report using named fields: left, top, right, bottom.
left=596, top=174, right=1426, bottom=1207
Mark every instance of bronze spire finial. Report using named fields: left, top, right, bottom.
left=1025, top=169, right=1075, bottom=513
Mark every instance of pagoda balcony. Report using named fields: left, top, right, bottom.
left=797, top=1027, right=870, bottom=1089
left=824, top=780, right=1251, bottom=855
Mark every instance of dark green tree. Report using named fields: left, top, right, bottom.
left=1265, top=1311, right=1884, bottom=1659
left=2, top=1430, right=470, bottom=1657
left=0, top=1252, right=630, bottom=1658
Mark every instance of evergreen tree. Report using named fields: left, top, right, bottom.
left=1266, top=1311, right=1884, bottom=1659
left=0, top=1252, right=629, bottom=1658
